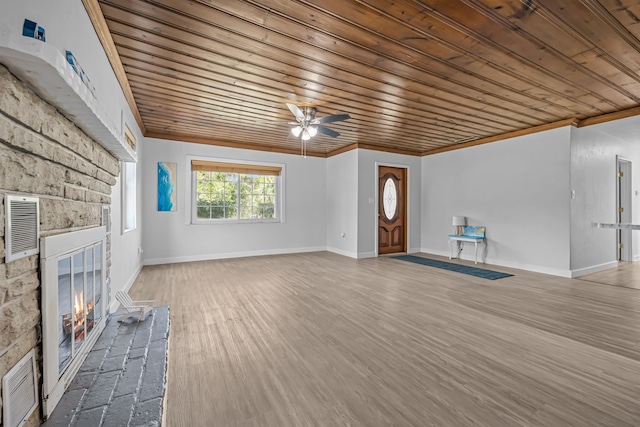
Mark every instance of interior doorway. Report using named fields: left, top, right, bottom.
left=378, top=166, right=407, bottom=255
left=616, top=156, right=632, bottom=261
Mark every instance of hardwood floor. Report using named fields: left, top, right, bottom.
left=579, top=261, right=640, bottom=290
left=129, top=253, right=640, bottom=427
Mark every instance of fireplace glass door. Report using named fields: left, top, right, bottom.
left=42, top=226, right=108, bottom=418
left=86, top=247, right=94, bottom=337
left=73, top=251, right=85, bottom=350
left=57, top=256, right=71, bottom=373
left=94, top=243, right=102, bottom=325
left=56, top=242, right=104, bottom=375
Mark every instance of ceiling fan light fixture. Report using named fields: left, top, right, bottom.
left=291, top=126, right=303, bottom=137
left=284, top=104, right=351, bottom=156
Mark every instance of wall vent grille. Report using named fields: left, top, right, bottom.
left=102, top=205, right=111, bottom=233
left=5, top=195, right=40, bottom=262
left=2, top=349, right=38, bottom=427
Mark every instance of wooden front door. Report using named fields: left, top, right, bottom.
left=378, top=166, right=406, bottom=254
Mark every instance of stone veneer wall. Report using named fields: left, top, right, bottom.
left=0, top=65, right=119, bottom=426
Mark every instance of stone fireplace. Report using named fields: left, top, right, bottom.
left=0, top=64, right=119, bottom=426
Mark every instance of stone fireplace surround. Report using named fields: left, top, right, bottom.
left=0, top=64, right=119, bottom=426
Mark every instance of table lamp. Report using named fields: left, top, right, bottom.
left=453, top=216, right=466, bottom=235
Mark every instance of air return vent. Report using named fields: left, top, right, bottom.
left=5, top=195, right=40, bottom=262
left=2, top=349, right=38, bottom=427
left=102, top=205, right=111, bottom=234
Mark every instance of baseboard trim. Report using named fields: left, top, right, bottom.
left=420, top=248, right=572, bottom=278
left=143, top=246, right=327, bottom=266
left=357, top=251, right=376, bottom=259
left=109, top=262, right=143, bottom=312
left=570, top=261, right=619, bottom=278
left=326, top=247, right=358, bottom=259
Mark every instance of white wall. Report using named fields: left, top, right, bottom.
left=110, top=163, right=144, bottom=305
left=1, top=0, right=144, bottom=305
left=0, top=0, right=143, bottom=143
left=570, top=116, right=640, bottom=274
left=357, top=149, right=422, bottom=257
left=326, top=150, right=359, bottom=257
left=422, top=127, right=572, bottom=276
left=141, top=138, right=327, bottom=264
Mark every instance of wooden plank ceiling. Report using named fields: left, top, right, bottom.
left=93, top=0, right=640, bottom=157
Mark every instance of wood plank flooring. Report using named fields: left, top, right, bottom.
left=580, top=261, right=640, bottom=290
left=129, top=252, right=640, bottom=427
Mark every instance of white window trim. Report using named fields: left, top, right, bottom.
left=185, top=155, right=286, bottom=225
left=121, top=161, right=137, bottom=234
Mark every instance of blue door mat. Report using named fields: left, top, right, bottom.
left=393, top=255, right=513, bottom=280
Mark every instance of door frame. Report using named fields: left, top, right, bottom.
left=375, top=162, right=410, bottom=256
left=616, top=156, right=633, bottom=261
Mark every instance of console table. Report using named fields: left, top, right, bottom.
left=449, top=226, right=486, bottom=264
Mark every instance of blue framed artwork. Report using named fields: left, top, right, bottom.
left=158, top=162, right=177, bottom=212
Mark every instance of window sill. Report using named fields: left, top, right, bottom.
left=121, top=227, right=137, bottom=235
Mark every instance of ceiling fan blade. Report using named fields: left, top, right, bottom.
left=312, top=113, right=351, bottom=124
left=317, top=125, right=340, bottom=138
left=250, top=120, right=298, bottom=125
left=286, top=103, right=305, bottom=121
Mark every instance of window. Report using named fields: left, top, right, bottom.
left=124, top=124, right=136, bottom=150
left=191, top=160, right=282, bottom=222
left=122, top=162, right=136, bottom=232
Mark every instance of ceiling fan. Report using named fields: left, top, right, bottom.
left=285, top=103, right=351, bottom=156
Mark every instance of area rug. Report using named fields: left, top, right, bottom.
left=393, top=255, right=513, bottom=280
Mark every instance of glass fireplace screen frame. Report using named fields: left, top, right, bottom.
left=40, top=226, right=107, bottom=419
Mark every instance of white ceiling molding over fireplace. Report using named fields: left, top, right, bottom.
left=40, top=226, right=108, bottom=418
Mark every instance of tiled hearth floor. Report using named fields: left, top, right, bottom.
left=43, top=306, right=170, bottom=427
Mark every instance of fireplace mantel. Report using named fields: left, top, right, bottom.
left=0, top=32, right=136, bottom=162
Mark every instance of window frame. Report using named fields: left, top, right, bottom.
left=188, top=157, right=285, bottom=225
left=121, top=161, right=137, bottom=234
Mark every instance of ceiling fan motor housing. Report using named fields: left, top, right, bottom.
left=301, top=106, right=317, bottom=122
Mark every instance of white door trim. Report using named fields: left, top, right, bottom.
left=616, top=156, right=633, bottom=261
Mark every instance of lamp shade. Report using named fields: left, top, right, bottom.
left=452, top=216, right=466, bottom=226
left=291, top=126, right=302, bottom=137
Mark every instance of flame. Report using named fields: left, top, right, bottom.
left=73, top=290, right=86, bottom=333
left=74, top=292, right=84, bottom=317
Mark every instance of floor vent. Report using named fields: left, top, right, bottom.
left=5, top=195, right=40, bottom=262
left=2, top=349, right=38, bottom=427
